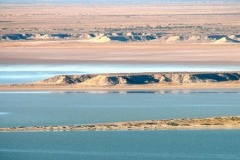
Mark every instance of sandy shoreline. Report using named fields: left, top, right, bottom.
left=1, top=83, right=240, bottom=91
left=1, top=71, right=240, bottom=90
left=1, top=116, right=239, bottom=132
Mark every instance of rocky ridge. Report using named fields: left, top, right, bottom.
left=36, top=72, right=240, bottom=86
left=1, top=33, right=240, bottom=43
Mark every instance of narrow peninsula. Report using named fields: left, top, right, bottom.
left=1, top=116, right=240, bottom=132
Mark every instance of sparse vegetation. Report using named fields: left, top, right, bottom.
left=167, top=122, right=179, bottom=126
left=200, top=123, right=211, bottom=125
left=1, top=116, right=240, bottom=131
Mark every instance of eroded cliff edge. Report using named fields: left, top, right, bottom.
left=1, top=72, right=240, bottom=90
left=36, top=72, right=240, bottom=86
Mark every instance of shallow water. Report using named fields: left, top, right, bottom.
left=1, top=64, right=240, bottom=84
left=1, top=130, right=240, bottom=160
left=0, top=89, right=240, bottom=128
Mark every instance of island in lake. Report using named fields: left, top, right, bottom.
left=1, top=71, right=240, bottom=90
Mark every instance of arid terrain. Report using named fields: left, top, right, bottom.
left=1, top=72, right=240, bottom=90
left=0, top=3, right=240, bottom=66
left=1, top=3, right=240, bottom=66
left=0, top=3, right=240, bottom=43
left=0, top=2, right=240, bottom=131
left=37, top=72, right=240, bottom=85
left=1, top=116, right=240, bottom=131
left=1, top=43, right=240, bottom=65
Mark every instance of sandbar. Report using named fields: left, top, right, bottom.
left=1, top=116, right=239, bottom=132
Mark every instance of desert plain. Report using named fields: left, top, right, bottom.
left=1, top=2, right=240, bottom=65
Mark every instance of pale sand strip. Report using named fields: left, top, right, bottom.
left=1, top=116, right=240, bottom=132
left=1, top=43, right=240, bottom=65
left=1, top=82, right=240, bottom=91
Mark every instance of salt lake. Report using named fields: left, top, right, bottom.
left=0, top=89, right=240, bottom=128
left=1, top=64, right=240, bottom=160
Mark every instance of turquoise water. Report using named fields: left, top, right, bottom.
left=0, top=89, right=240, bottom=128
left=0, top=130, right=240, bottom=160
